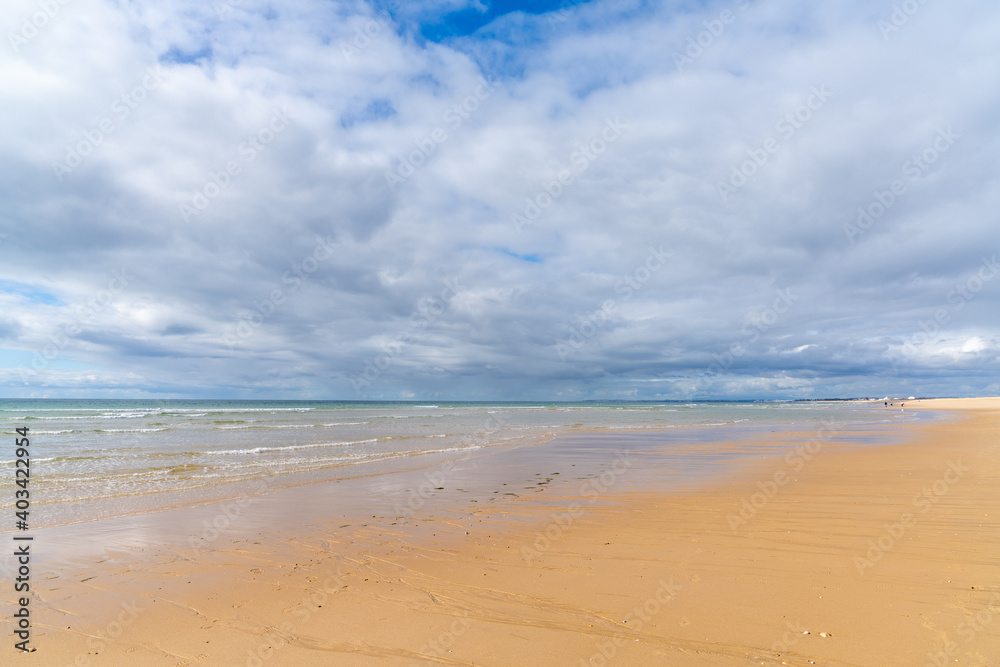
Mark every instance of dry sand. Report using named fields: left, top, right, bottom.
left=8, top=399, right=1000, bottom=666
left=905, top=397, right=1000, bottom=411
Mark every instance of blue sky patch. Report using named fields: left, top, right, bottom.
left=161, top=45, right=213, bottom=65
left=422, top=0, right=588, bottom=41
left=0, top=348, right=92, bottom=371
left=341, top=98, right=397, bottom=128
left=0, top=280, right=62, bottom=306
left=498, top=248, right=543, bottom=263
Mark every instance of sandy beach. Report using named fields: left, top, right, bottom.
left=7, top=398, right=1000, bottom=665
left=10, top=0, right=1000, bottom=663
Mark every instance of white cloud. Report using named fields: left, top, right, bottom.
left=1, top=0, right=999, bottom=399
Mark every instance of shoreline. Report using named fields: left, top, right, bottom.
left=2, top=399, right=931, bottom=534
left=4, top=405, right=927, bottom=566
left=4, top=399, right=998, bottom=664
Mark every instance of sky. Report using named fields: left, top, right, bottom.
left=1, top=0, right=998, bottom=400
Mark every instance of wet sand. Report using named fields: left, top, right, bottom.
left=5, top=399, right=1000, bottom=665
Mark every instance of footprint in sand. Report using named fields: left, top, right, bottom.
left=679, top=617, right=690, bottom=627
left=690, top=575, right=701, bottom=582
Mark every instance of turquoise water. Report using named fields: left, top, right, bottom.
left=0, top=400, right=924, bottom=528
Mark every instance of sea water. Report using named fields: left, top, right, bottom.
left=0, top=399, right=925, bottom=528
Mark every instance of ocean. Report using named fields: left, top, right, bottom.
left=0, top=399, right=926, bottom=529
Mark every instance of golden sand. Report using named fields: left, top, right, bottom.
left=11, top=399, right=1000, bottom=665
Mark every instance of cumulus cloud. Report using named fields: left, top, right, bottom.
left=1, top=0, right=998, bottom=399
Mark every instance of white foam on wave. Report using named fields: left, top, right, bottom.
left=103, top=411, right=164, bottom=418
left=214, top=421, right=368, bottom=430
left=381, top=414, right=446, bottom=419
left=484, top=406, right=545, bottom=409
left=405, top=445, right=481, bottom=456
left=207, top=407, right=315, bottom=413
left=39, top=411, right=163, bottom=420
left=96, top=428, right=168, bottom=433
left=210, top=438, right=382, bottom=455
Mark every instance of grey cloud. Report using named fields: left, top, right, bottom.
left=1, top=0, right=998, bottom=399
